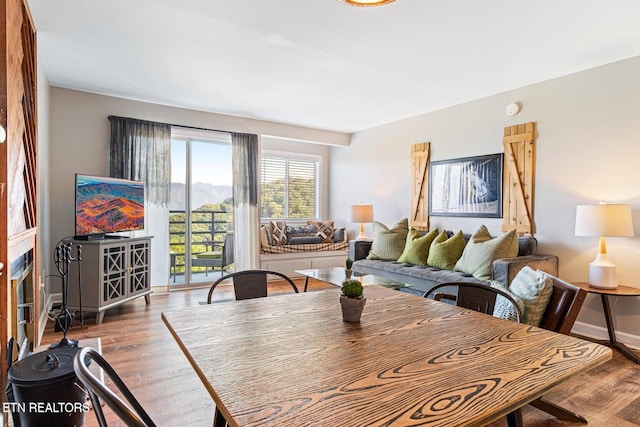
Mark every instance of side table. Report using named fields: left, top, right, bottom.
left=574, top=282, right=640, bottom=364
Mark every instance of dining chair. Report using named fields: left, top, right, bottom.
left=206, top=269, right=299, bottom=303
left=73, top=346, right=156, bottom=427
left=424, top=276, right=589, bottom=425
left=423, top=281, right=523, bottom=322
left=192, top=232, right=234, bottom=276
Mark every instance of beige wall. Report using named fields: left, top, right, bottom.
left=48, top=88, right=347, bottom=290
left=37, top=50, right=51, bottom=341
left=330, top=56, right=640, bottom=345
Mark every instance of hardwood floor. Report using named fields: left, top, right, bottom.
left=40, top=279, right=640, bottom=427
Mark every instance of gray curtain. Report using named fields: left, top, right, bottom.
left=109, top=116, right=171, bottom=206
left=231, top=132, right=260, bottom=270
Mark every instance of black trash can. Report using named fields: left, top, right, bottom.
left=7, top=346, right=88, bottom=427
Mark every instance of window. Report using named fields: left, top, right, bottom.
left=169, top=128, right=233, bottom=288
left=260, top=152, right=320, bottom=220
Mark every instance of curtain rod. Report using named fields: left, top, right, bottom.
left=107, top=115, right=233, bottom=135
left=169, top=123, right=232, bottom=135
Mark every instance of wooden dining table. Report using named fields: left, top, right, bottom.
left=162, top=285, right=611, bottom=427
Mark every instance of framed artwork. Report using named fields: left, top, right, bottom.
left=429, top=153, right=503, bottom=217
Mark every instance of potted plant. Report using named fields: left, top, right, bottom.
left=345, top=258, right=353, bottom=278
left=340, top=279, right=366, bottom=322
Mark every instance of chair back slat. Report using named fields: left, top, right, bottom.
left=538, top=275, right=587, bottom=335
left=207, top=269, right=298, bottom=303
left=424, top=282, right=522, bottom=323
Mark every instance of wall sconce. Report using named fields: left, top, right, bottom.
left=0, top=125, right=6, bottom=143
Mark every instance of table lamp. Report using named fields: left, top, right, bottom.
left=575, top=203, right=634, bottom=289
left=349, top=204, right=374, bottom=240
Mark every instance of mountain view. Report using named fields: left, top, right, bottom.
left=169, top=182, right=232, bottom=211
left=75, top=180, right=144, bottom=234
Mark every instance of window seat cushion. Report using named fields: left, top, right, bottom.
left=196, top=249, right=222, bottom=259
left=261, top=241, right=348, bottom=254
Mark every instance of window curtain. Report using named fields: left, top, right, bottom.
left=109, top=116, right=172, bottom=287
left=231, top=132, right=260, bottom=271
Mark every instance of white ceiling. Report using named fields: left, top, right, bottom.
left=29, top=0, right=640, bottom=133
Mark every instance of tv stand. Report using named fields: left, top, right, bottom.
left=74, top=234, right=130, bottom=241
left=68, top=236, right=152, bottom=324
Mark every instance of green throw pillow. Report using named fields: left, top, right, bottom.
left=454, top=225, right=519, bottom=281
left=397, top=228, right=439, bottom=266
left=366, top=218, right=409, bottom=260
left=507, top=267, right=553, bottom=327
left=426, top=230, right=466, bottom=270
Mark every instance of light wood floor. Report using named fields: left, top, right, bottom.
left=41, top=279, right=640, bottom=427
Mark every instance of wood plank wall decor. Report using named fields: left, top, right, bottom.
left=0, top=0, right=39, bottom=394
left=502, top=122, right=535, bottom=235
left=410, top=142, right=430, bottom=231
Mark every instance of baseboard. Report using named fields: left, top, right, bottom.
left=50, top=291, right=62, bottom=306
left=572, top=320, right=640, bottom=350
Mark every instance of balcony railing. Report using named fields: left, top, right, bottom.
left=169, top=209, right=232, bottom=278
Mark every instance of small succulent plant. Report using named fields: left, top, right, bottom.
left=341, top=279, right=363, bottom=298
left=345, top=258, right=353, bottom=269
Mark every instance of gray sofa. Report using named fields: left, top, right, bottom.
left=350, top=235, right=559, bottom=297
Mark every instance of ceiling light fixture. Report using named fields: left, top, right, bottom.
left=338, top=0, right=395, bottom=7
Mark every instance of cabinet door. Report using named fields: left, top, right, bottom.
left=101, top=244, right=128, bottom=304
left=128, top=240, right=150, bottom=297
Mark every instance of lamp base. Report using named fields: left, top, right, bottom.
left=355, top=231, right=370, bottom=241
left=588, top=253, right=617, bottom=289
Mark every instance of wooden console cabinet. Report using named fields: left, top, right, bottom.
left=68, top=236, right=152, bottom=324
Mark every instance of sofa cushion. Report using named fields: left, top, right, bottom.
left=427, top=230, right=466, bottom=270
left=269, top=220, right=288, bottom=246
left=367, top=218, right=409, bottom=261
left=397, top=228, right=439, bottom=266
left=307, top=220, right=335, bottom=243
left=455, top=226, right=519, bottom=281
left=507, top=266, right=553, bottom=327
left=260, top=225, right=272, bottom=247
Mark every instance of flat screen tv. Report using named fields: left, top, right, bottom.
left=74, top=174, right=145, bottom=239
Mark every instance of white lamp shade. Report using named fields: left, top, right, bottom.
left=575, top=204, right=634, bottom=237
left=349, top=205, right=374, bottom=223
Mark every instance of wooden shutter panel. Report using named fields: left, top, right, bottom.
left=410, top=142, right=430, bottom=231
left=502, top=122, right=535, bottom=235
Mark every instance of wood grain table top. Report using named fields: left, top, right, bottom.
left=162, top=286, right=611, bottom=427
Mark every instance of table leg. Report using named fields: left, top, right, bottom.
left=600, top=294, right=640, bottom=364
left=303, top=276, right=310, bottom=292
left=213, top=407, right=227, bottom=427
left=506, top=409, right=523, bottom=427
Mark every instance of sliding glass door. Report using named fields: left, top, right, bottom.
left=169, top=129, right=232, bottom=288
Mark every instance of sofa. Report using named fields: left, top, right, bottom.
left=350, top=220, right=559, bottom=297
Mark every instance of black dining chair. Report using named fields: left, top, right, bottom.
left=423, top=282, right=524, bottom=426
left=206, top=269, right=299, bottom=304
left=424, top=277, right=590, bottom=426
left=73, top=347, right=156, bottom=427
left=423, top=281, right=523, bottom=322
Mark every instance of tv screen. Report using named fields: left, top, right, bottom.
left=75, top=174, right=145, bottom=238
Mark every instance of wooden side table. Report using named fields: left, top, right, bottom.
left=574, top=282, right=640, bottom=364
